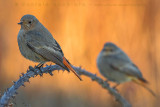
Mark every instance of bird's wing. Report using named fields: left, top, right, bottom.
left=26, top=31, right=63, bottom=55
left=25, top=31, right=66, bottom=68
left=109, top=55, right=143, bottom=79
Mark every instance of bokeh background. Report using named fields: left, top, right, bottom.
left=0, top=0, right=160, bottom=107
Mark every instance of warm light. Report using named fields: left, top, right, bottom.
left=0, top=0, right=158, bottom=107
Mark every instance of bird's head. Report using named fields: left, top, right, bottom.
left=101, top=42, right=120, bottom=56
left=18, top=14, right=39, bottom=30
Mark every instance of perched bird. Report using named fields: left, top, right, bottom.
left=17, top=14, right=82, bottom=81
left=97, top=42, right=155, bottom=96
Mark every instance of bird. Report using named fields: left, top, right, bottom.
left=97, top=42, right=155, bottom=96
left=17, top=14, right=82, bottom=81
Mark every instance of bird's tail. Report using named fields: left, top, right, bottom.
left=62, top=57, right=82, bottom=81
left=132, top=77, right=156, bottom=97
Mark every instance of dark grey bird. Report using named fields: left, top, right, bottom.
left=97, top=42, right=155, bottom=96
left=17, top=14, right=82, bottom=81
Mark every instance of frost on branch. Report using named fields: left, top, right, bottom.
left=0, top=65, right=131, bottom=107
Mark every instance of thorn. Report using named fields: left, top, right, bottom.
left=12, top=81, right=16, bottom=84
left=26, top=79, right=30, bottom=83
left=91, top=76, right=96, bottom=81
left=94, top=73, right=97, bottom=76
left=29, top=66, right=34, bottom=71
left=21, top=72, right=24, bottom=76
left=49, top=72, right=53, bottom=76
left=15, top=92, right=18, bottom=95
left=39, top=74, right=43, bottom=77
left=102, top=83, right=106, bottom=88
left=12, top=95, right=16, bottom=99
left=114, top=97, right=118, bottom=102
left=79, top=66, right=82, bottom=69
left=38, top=69, right=43, bottom=77
left=27, top=75, right=31, bottom=78
left=22, top=84, right=25, bottom=87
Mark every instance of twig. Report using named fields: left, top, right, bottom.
left=0, top=65, right=131, bottom=107
left=73, top=66, right=131, bottom=107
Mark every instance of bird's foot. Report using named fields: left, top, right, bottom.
left=28, top=63, right=44, bottom=76
left=36, top=63, right=44, bottom=68
left=28, top=66, right=38, bottom=76
left=35, top=63, right=44, bottom=76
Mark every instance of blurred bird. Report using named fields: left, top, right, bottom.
left=97, top=42, right=155, bottom=96
left=17, top=14, right=82, bottom=81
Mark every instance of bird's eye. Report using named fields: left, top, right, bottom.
left=104, top=48, right=113, bottom=52
left=109, top=49, right=113, bottom=52
left=28, top=21, right=32, bottom=24
left=107, top=48, right=113, bottom=52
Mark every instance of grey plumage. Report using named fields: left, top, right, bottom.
left=17, top=14, right=82, bottom=80
left=97, top=42, right=145, bottom=83
left=97, top=42, right=156, bottom=96
left=17, top=15, right=67, bottom=70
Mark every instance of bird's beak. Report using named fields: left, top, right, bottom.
left=18, top=21, right=23, bottom=25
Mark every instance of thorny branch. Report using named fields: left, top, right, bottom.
left=0, top=65, right=131, bottom=107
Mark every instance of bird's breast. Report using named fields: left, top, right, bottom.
left=97, top=52, right=132, bottom=83
left=17, top=31, right=47, bottom=62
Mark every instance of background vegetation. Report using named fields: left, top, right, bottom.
left=0, top=0, right=159, bottom=107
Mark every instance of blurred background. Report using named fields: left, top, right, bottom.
left=0, top=0, right=160, bottom=107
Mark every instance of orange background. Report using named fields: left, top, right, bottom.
left=0, top=0, right=160, bottom=107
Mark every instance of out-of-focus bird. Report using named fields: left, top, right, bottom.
left=17, top=14, right=82, bottom=81
left=97, top=42, right=155, bottom=96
